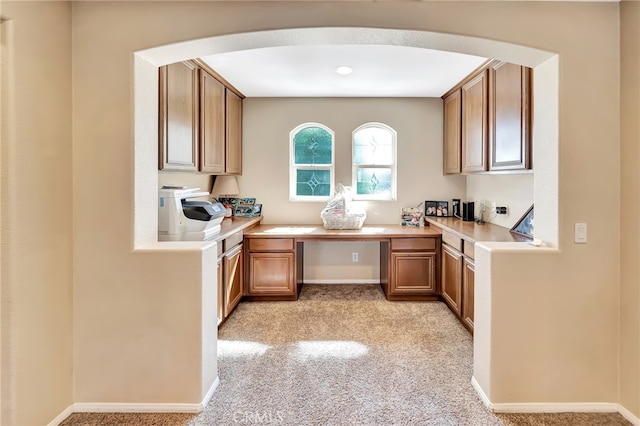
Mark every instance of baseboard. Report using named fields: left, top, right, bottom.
left=47, top=404, right=75, bottom=426
left=471, top=376, right=637, bottom=422
left=51, top=377, right=220, bottom=424
left=618, top=404, right=640, bottom=425
left=303, top=279, right=379, bottom=284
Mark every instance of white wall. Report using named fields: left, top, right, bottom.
left=0, top=2, right=73, bottom=425
left=467, top=174, right=534, bottom=229
left=242, top=97, right=465, bottom=282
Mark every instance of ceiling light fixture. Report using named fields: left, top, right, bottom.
left=335, top=66, right=353, bottom=76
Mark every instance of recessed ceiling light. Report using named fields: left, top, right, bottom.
left=335, top=66, right=353, bottom=76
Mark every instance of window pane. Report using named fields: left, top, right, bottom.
left=296, top=169, right=331, bottom=197
left=294, top=127, right=332, bottom=165
left=354, top=127, right=393, bottom=165
left=356, top=168, right=392, bottom=196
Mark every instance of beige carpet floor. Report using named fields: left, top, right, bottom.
left=61, top=284, right=631, bottom=426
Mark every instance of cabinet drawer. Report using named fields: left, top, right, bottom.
left=441, top=230, right=462, bottom=251
left=223, top=231, right=243, bottom=252
left=249, top=238, right=294, bottom=252
left=391, top=237, right=436, bottom=251
left=463, top=240, right=475, bottom=260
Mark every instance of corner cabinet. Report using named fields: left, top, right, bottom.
left=382, top=237, right=440, bottom=301
left=442, top=60, right=532, bottom=175
left=160, top=60, right=243, bottom=174
left=440, top=229, right=475, bottom=334
left=159, top=61, right=199, bottom=171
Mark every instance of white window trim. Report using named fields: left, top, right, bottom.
left=351, top=122, right=397, bottom=201
left=289, top=122, right=335, bottom=202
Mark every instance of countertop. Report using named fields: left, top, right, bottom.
left=425, top=217, right=531, bottom=243
left=244, top=224, right=441, bottom=240
left=214, top=216, right=263, bottom=241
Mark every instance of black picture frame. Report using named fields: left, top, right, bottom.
left=425, top=201, right=438, bottom=217
left=436, top=201, right=449, bottom=217
left=510, top=205, right=534, bottom=238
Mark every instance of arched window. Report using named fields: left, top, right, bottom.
left=290, top=123, right=335, bottom=201
left=352, top=123, right=397, bottom=200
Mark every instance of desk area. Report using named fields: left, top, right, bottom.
left=243, top=224, right=442, bottom=302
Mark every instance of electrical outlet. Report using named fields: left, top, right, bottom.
left=496, top=206, right=508, bottom=214
left=352, top=252, right=359, bottom=263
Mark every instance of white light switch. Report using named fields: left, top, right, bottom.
left=574, top=223, right=587, bottom=244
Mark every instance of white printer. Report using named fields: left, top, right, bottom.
left=158, top=187, right=226, bottom=241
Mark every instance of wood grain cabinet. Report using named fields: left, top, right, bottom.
left=160, top=61, right=243, bottom=174
left=443, top=89, right=462, bottom=175
left=461, top=70, right=489, bottom=173
left=383, top=237, right=439, bottom=301
left=159, top=61, right=199, bottom=171
left=224, top=243, right=243, bottom=318
left=245, top=238, right=299, bottom=300
left=440, top=230, right=475, bottom=334
left=488, top=61, right=531, bottom=171
left=462, top=256, right=475, bottom=332
left=442, top=60, right=532, bottom=175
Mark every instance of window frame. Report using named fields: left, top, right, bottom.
left=289, top=122, right=335, bottom=202
left=351, top=122, right=397, bottom=201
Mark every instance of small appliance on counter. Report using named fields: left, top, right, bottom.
left=462, top=201, right=475, bottom=222
left=158, top=186, right=226, bottom=241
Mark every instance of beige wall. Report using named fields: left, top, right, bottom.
left=85, top=0, right=620, bottom=409
left=620, top=0, right=640, bottom=418
left=0, top=2, right=73, bottom=425
left=466, top=174, right=534, bottom=229
left=0, top=0, right=633, bottom=423
left=243, top=97, right=465, bottom=282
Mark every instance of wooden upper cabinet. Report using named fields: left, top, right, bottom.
left=159, top=61, right=199, bottom=171
left=226, top=90, right=243, bottom=175
left=461, top=70, right=489, bottom=173
left=199, top=69, right=226, bottom=174
left=443, top=89, right=462, bottom=175
left=488, top=62, right=531, bottom=171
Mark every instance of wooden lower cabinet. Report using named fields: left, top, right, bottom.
left=384, top=237, right=439, bottom=300
left=224, top=243, right=243, bottom=318
left=247, top=252, right=295, bottom=296
left=441, top=243, right=463, bottom=316
left=462, top=257, right=475, bottom=333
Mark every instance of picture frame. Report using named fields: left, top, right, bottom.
left=234, top=203, right=255, bottom=217
left=436, top=201, right=449, bottom=217
left=510, top=205, right=534, bottom=238
left=424, top=201, right=438, bottom=217
left=401, top=207, right=423, bottom=227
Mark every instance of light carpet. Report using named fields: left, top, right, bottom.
left=61, top=284, right=630, bottom=426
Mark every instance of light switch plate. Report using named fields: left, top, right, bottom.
left=574, top=223, right=587, bottom=244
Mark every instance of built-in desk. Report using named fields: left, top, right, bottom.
left=243, top=225, right=442, bottom=301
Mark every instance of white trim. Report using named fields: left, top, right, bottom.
left=47, top=404, right=75, bottom=426
left=618, top=404, right=640, bottom=426
left=472, top=376, right=637, bottom=422
left=303, top=279, right=380, bottom=285
left=73, top=377, right=220, bottom=414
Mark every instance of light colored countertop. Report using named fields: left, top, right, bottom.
left=244, top=224, right=441, bottom=240
left=214, top=216, right=263, bottom=241
left=425, top=217, right=530, bottom=243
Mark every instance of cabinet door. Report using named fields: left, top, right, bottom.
left=441, top=243, right=463, bottom=315
left=200, top=70, right=225, bottom=174
left=217, top=256, right=224, bottom=326
left=159, top=61, right=199, bottom=171
left=247, top=252, right=295, bottom=295
left=461, top=70, right=488, bottom=173
left=489, top=62, right=531, bottom=171
left=389, top=252, right=437, bottom=295
left=443, top=89, right=462, bottom=175
left=462, top=257, right=475, bottom=333
left=224, top=244, right=243, bottom=318
left=225, top=90, right=243, bottom=175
